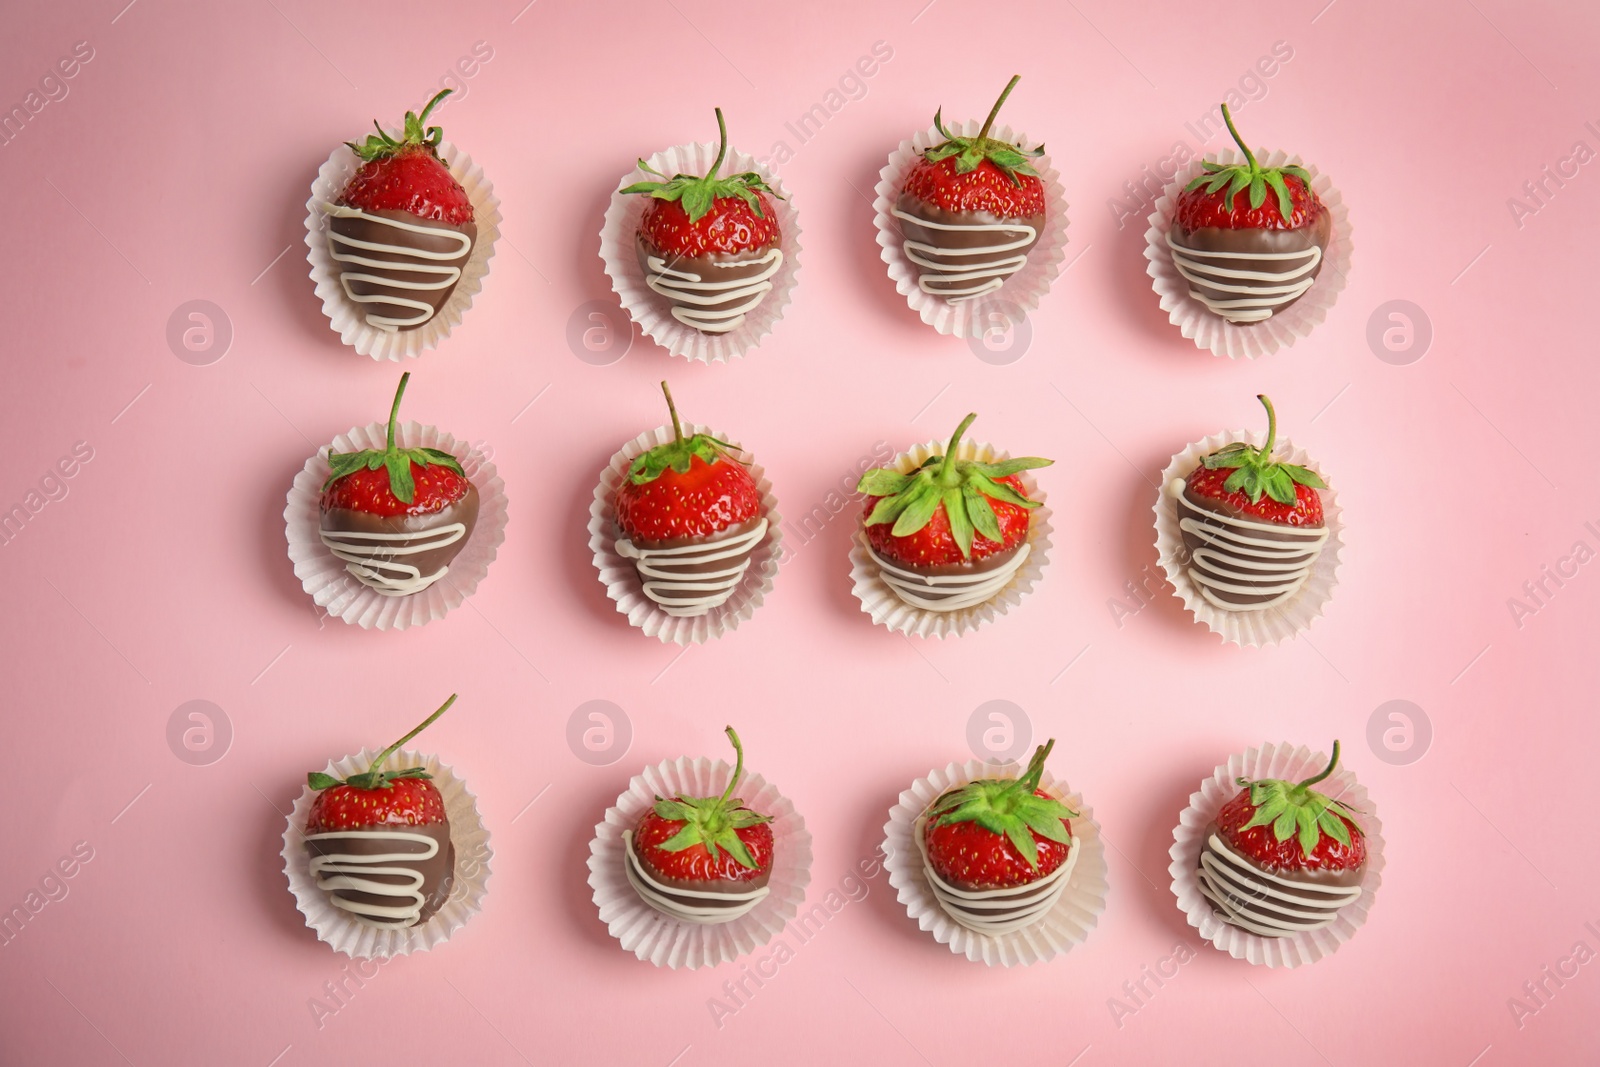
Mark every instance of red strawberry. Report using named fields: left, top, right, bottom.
left=923, top=740, right=1077, bottom=891
left=339, top=90, right=473, bottom=227
left=1184, top=394, right=1325, bottom=527
left=621, top=108, right=781, bottom=258
left=633, top=727, right=774, bottom=885
left=305, top=695, right=457, bottom=831
left=1174, top=104, right=1321, bottom=232
left=614, top=382, right=761, bottom=543
left=321, top=373, right=472, bottom=519
left=1215, top=741, right=1366, bottom=876
left=900, top=75, right=1045, bottom=219
left=857, top=412, right=1050, bottom=569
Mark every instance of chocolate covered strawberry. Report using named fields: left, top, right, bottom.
left=1197, top=741, right=1367, bottom=937
left=326, top=89, right=478, bottom=332
left=924, top=740, right=1076, bottom=890
left=621, top=109, right=784, bottom=334
left=1167, top=103, right=1330, bottom=324
left=1169, top=394, right=1329, bottom=612
left=319, top=372, right=478, bottom=597
left=627, top=727, right=775, bottom=922
left=304, top=695, right=459, bottom=929
left=856, top=411, right=1050, bottom=611
left=612, top=381, right=767, bottom=617
left=894, top=74, right=1047, bottom=303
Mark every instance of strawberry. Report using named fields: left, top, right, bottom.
left=923, top=740, right=1077, bottom=891
left=1184, top=394, right=1325, bottom=528
left=1215, top=741, right=1366, bottom=876
left=339, top=89, right=473, bottom=227
left=614, top=382, right=761, bottom=543
left=857, top=412, right=1050, bottom=569
left=900, top=75, right=1046, bottom=219
left=634, top=727, right=774, bottom=885
left=322, top=373, right=472, bottom=519
left=305, top=695, right=457, bottom=831
left=1175, top=104, right=1321, bottom=232
left=620, top=108, right=781, bottom=258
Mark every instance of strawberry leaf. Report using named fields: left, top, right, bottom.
left=308, top=772, right=341, bottom=790
left=944, top=487, right=973, bottom=556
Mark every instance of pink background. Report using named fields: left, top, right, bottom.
left=3, top=0, right=1598, bottom=1063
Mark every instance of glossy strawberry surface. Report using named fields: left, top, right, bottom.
left=308, top=776, right=446, bottom=831
left=1216, top=785, right=1365, bottom=874
left=1186, top=465, right=1323, bottom=527
left=340, top=147, right=475, bottom=227
left=634, top=806, right=774, bottom=883
left=322, top=461, right=473, bottom=519
left=863, top=472, right=1032, bottom=568
left=902, top=154, right=1046, bottom=218
left=616, top=454, right=761, bottom=542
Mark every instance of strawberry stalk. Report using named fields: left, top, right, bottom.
left=925, top=76, right=1042, bottom=185
left=625, top=381, right=742, bottom=485
left=1295, top=739, right=1340, bottom=790
left=619, top=109, right=781, bottom=222
left=937, top=412, right=979, bottom=487
left=1185, top=104, right=1312, bottom=221
left=308, top=693, right=458, bottom=792
left=1220, top=103, right=1260, bottom=179
left=662, top=380, right=685, bottom=445
left=976, top=74, right=1022, bottom=142
left=650, top=726, right=772, bottom=869
left=708, top=108, right=728, bottom=181
left=1197, top=394, right=1325, bottom=506
left=1233, top=740, right=1360, bottom=857
left=928, top=739, right=1076, bottom=870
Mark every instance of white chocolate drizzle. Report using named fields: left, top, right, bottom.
left=1198, top=831, right=1361, bottom=937
left=320, top=523, right=468, bottom=598
left=643, top=248, right=783, bottom=333
left=1168, top=479, right=1328, bottom=612
left=1164, top=229, right=1322, bottom=324
left=323, top=203, right=474, bottom=332
left=622, top=829, right=770, bottom=925
left=306, top=829, right=442, bottom=929
left=866, top=537, right=1030, bottom=613
left=615, top=517, right=767, bottom=617
left=892, top=206, right=1037, bottom=302
left=914, top=814, right=1077, bottom=935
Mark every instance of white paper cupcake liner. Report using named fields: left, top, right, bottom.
left=589, top=423, right=781, bottom=645
left=1153, top=430, right=1341, bottom=647
left=285, top=421, right=508, bottom=631
left=600, top=142, right=801, bottom=363
left=1144, top=148, right=1351, bottom=360
left=281, top=747, right=492, bottom=958
left=587, top=755, right=812, bottom=969
left=305, top=140, right=501, bottom=361
left=873, top=120, right=1070, bottom=338
left=1168, top=743, right=1383, bottom=968
left=883, top=759, right=1106, bottom=966
left=849, top=439, right=1049, bottom=639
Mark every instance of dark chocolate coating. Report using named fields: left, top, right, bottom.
left=893, top=193, right=1043, bottom=296
left=306, top=822, right=456, bottom=927
left=1168, top=211, right=1331, bottom=321
left=329, top=208, right=477, bottom=331
left=634, top=235, right=779, bottom=332
left=320, top=486, right=479, bottom=582
left=628, top=831, right=771, bottom=910
left=1177, top=488, right=1321, bottom=608
left=1199, top=819, right=1364, bottom=934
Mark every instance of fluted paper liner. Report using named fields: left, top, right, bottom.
left=874, top=120, right=1070, bottom=338
left=1153, top=429, right=1341, bottom=647
left=285, top=421, right=508, bottom=631
left=1144, top=148, right=1351, bottom=360
left=589, top=423, right=781, bottom=645
left=849, top=439, right=1049, bottom=638
left=883, top=759, right=1106, bottom=966
left=281, top=747, right=492, bottom=958
left=588, top=755, right=812, bottom=969
left=305, top=140, right=501, bottom=361
left=601, top=142, right=801, bottom=363
left=1169, top=743, right=1383, bottom=968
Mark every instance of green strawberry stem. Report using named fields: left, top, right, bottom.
left=1220, top=103, right=1260, bottom=176
left=938, top=412, right=979, bottom=484
left=1297, top=739, right=1340, bottom=790
left=929, top=738, right=1077, bottom=870
left=309, top=693, right=457, bottom=791
left=661, top=380, right=684, bottom=445
left=386, top=373, right=410, bottom=453
left=1257, top=393, right=1277, bottom=457
left=348, top=89, right=452, bottom=161
left=1015, top=737, right=1054, bottom=792
left=708, top=108, right=728, bottom=180
left=977, top=75, right=1022, bottom=142
left=719, top=725, right=746, bottom=806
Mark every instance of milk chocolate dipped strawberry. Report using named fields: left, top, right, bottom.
left=894, top=75, right=1046, bottom=303
left=304, top=695, right=459, bottom=929
left=1197, top=741, right=1367, bottom=937
left=1167, top=104, right=1329, bottom=324
left=626, top=727, right=775, bottom=924
left=919, top=740, right=1079, bottom=934
left=326, top=90, right=477, bottom=332
left=613, top=382, right=767, bottom=617
left=320, top=373, right=478, bottom=597
left=856, top=412, right=1050, bottom=611
left=1168, top=394, right=1328, bottom=612
left=621, top=109, right=784, bottom=334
